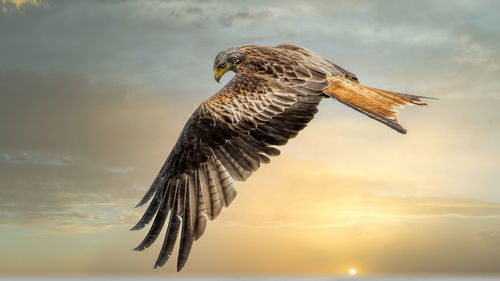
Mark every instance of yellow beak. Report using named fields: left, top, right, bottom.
left=214, top=68, right=226, bottom=83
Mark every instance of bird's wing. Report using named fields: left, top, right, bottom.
left=274, top=43, right=358, bottom=81
left=132, top=68, right=327, bottom=271
left=272, top=45, right=428, bottom=134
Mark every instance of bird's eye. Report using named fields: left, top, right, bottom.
left=219, top=63, right=226, bottom=69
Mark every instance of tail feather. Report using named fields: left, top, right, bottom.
left=324, top=76, right=431, bottom=134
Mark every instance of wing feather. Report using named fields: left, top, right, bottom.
left=134, top=63, right=325, bottom=270
left=130, top=179, right=164, bottom=231
left=194, top=169, right=208, bottom=239
left=154, top=179, right=181, bottom=269
left=133, top=179, right=171, bottom=250
left=197, top=164, right=212, bottom=219
left=213, top=146, right=250, bottom=181
left=205, top=156, right=224, bottom=215
left=135, top=176, right=161, bottom=207
left=231, top=137, right=261, bottom=165
left=177, top=174, right=196, bottom=271
left=212, top=156, right=230, bottom=207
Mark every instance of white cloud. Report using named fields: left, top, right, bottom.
left=101, top=166, right=135, bottom=174
left=0, top=151, right=72, bottom=166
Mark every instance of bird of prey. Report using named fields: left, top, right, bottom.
left=132, top=44, right=430, bottom=271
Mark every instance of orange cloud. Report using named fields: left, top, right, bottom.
left=1, top=0, right=47, bottom=12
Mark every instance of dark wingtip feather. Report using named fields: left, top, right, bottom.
left=130, top=224, right=142, bottom=231
left=153, top=212, right=181, bottom=268
left=132, top=193, right=171, bottom=251
left=153, top=182, right=181, bottom=269
left=135, top=177, right=163, bottom=208
left=194, top=215, right=207, bottom=240
left=130, top=218, right=146, bottom=231
left=177, top=175, right=196, bottom=272
left=135, top=196, right=151, bottom=208
left=133, top=245, right=144, bottom=251
left=135, top=200, right=146, bottom=208
left=177, top=262, right=186, bottom=272
left=130, top=182, right=167, bottom=231
left=177, top=255, right=188, bottom=271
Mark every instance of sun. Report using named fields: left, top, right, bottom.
left=349, top=268, right=357, bottom=276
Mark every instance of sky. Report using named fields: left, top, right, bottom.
left=1, top=0, right=500, bottom=276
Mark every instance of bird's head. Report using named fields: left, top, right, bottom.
left=213, top=47, right=245, bottom=83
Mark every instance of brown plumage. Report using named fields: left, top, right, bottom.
left=132, top=44, right=431, bottom=271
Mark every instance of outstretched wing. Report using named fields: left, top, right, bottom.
left=131, top=67, right=329, bottom=271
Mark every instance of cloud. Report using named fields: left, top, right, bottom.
left=1, top=151, right=73, bottom=166
left=477, top=230, right=500, bottom=243
left=0, top=0, right=497, bottom=95
left=0, top=70, right=186, bottom=232
left=0, top=0, right=499, bottom=273
left=101, top=166, right=135, bottom=174
left=226, top=160, right=500, bottom=229
left=1, top=66, right=499, bottom=235
left=456, top=34, right=500, bottom=71
left=0, top=0, right=47, bottom=12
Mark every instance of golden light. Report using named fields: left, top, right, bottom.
left=349, top=268, right=357, bottom=276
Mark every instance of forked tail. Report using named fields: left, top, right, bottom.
left=323, top=76, right=432, bottom=134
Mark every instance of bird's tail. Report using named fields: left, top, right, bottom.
left=323, top=76, right=432, bottom=134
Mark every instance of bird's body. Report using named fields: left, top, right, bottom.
left=132, top=44, right=429, bottom=271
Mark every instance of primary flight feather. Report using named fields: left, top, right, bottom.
left=131, top=44, right=430, bottom=271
